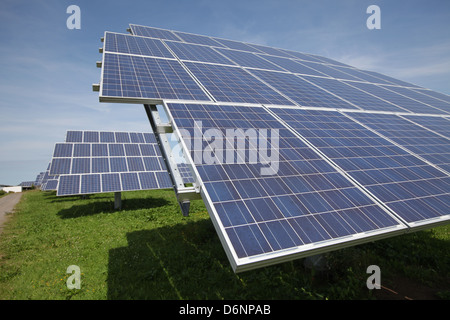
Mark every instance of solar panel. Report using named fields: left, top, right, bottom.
left=183, top=62, right=294, bottom=105
left=303, top=76, right=408, bottom=113
left=100, top=53, right=212, bottom=103
left=272, top=108, right=449, bottom=226
left=215, top=48, right=285, bottom=71
left=95, top=24, right=450, bottom=272
left=346, top=82, right=446, bottom=115
left=347, top=113, right=450, bottom=173
left=164, top=41, right=233, bottom=65
left=104, top=32, right=174, bottom=59
left=129, top=24, right=182, bottom=41
left=166, top=102, right=407, bottom=271
left=247, top=69, right=357, bottom=109
left=50, top=131, right=173, bottom=196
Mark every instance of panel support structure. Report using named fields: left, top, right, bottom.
left=144, top=104, right=200, bottom=216
left=114, top=192, right=122, bottom=210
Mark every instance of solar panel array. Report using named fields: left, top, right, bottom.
left=49, top=130, right=173, bottom=196
left=95, top=24, right=450, bottom=272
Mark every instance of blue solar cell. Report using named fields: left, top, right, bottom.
left=348, top=82, right=442, bottom=115
left=167, top=103, right=404, bottom=268
left=173, top=31, right=226, bottom=47
left=101, top=53, right=211, bottom=102
left=66, top=131, right=83, bottom=142
left=71, top=158, right=90, bottom=174
left=124, top=144, right=141, bottom=156
left=81, top=174, right=101, bottom=194
left=155, top=171, right=173, bottom=188
left=129, top=24, right=181, bottom=41
left=143, top=133, right=157, bottom=144
left=73, top=144, right=90, bottom=157
left=84, top=131, right=99, bottom=143
left=139, top=144, right=156, bottom=156
left=379, top=85, right=450, bottom=115
left=212, top=37, right=263, bottom=53
left=303, top=76, right=407, bottom=112
left=92, top=157, right=110, bottom=173
left=295, top=60, right=362, bottom=81
left=100, top=132, right=116, bottom=143
left=138, top=172, right=158, bottom=189
left=120, top=172, right=140, bottom=191
left=127, top=157, right=145, bottom=171
left=50, top=158, right=71, bottom=175
left=129, top=132, right=145, bottom=143
left=110, top=157, right=128, bottom=172
left=104, top=32, right=174, bottom=58
left=348, top=112, right=450, bottom=175
left=247, top=69, right=356, bottom=109
left=272, top=108, right=450, bottom=224
left=92, top=144, right=108, bottom=157
left=165, top=41, right=233, bottom=65
left=54, top=143, right=73, bottom=157
left=109, top=144, right=125, bottom=156
left=58, top=175, right=80, bottom=196
left=183, top=62, right=294, bottom=105
left=402, top=115, right=450, bottom=138
left=142, top=157, right=161, bottom=171
left=101, top=173, right=121, bottom=192
left=215, top=48, right=284, bottom=71
left=259, top=55, right=325, bottom=76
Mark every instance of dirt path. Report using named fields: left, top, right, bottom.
left=0, top=192, right=22, bottom=235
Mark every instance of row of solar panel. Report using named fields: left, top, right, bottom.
left=100, top=51, right=450, bottom=115
left=104, top=31, right=417, bottom=89
left=57, top=171, right=173, bottom=196
left=50, top=156, right=166, bottom=175
left=128, top=25, right=353, bottom=68
left=166, top=103, right=449, bottom=269
left=53, top=142, right=160, bottom=158
left=65, top=130, right=157, bottom=144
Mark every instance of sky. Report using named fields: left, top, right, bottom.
left=0, top=0, right=449, bottom=185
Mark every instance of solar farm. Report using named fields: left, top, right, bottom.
left=23, top=25, right=449, bottom=275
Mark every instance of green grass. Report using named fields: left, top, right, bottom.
left=0, top=189, right=448, bottom=300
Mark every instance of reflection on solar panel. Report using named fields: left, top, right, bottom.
left=94, top=24, right=449, bottom=272
left=50, top=131, right=173, bottom=196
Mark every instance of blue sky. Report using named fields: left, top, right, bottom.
left=0, top=0, right=449, bottom=185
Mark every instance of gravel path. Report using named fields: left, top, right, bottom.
left=0, top=192, right=22, bottom=235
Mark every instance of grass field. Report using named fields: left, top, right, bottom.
left=0, top=189, right=448, bottom=300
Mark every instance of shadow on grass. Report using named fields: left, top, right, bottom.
left=107, top=221, right=450, bottom=300
left=57, top=196, right=170, bottom=219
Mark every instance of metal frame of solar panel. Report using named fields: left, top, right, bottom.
left=93, top=24, right=450, bottom=272
left=49, top=130, right=173, bottom=196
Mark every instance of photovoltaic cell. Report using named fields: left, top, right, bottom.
left=129, top=24, right=181, bottom=41
left=167, top=103, right=405, bottom=271
left=52, top=131, right=172, bottom=196
left=165, top=41, right=233, bottom=65
left=272, top=108, right=450, bottom=225
left=100, top=53, right=211, bottom=103
left=215, top=48, right=284, bottom=71
left=172, top=31, right=226, bottom=48
left=104, top=32, right=174, bottom=59
left=183, top=62, right=294, bottom=105
left=402, top=115, right=450, bottom=138
left=347, top=82, right=445, bottom=115
left=248, top=69, right=357, bottom=109
left=348, top=113, right=450, bottom=173
left=303, top=76, right=407, bottom=113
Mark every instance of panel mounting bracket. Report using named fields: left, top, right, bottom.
left=144, top=104, right=200, bottom=216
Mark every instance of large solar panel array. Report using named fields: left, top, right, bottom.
left=49, top=130, right=173, bottom=196
left=94, top=24, right=450, bottom=272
